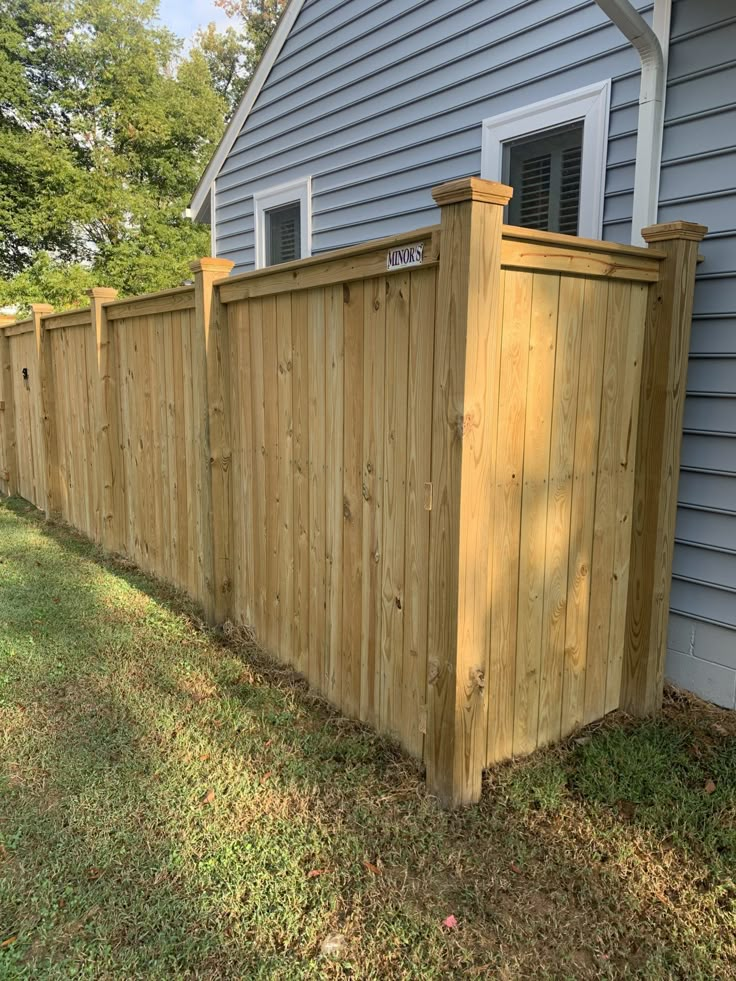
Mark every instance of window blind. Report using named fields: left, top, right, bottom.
left=267, top=203, right=301, bottom=265
left=507, top=124, right=583, bottom=236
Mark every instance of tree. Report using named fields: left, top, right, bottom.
left=197, top=0, right=287, bottom=117
left=0, top=0, right=227, bottom=311
left=0, top=0, right=288, bottom=313
left=195, top=22, right=250, bottom=116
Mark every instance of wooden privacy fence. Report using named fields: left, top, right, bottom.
left=0, top=178, right=705, bottom=806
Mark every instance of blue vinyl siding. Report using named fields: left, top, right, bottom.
left=660, top=0, right=736, bottom=708
left=212, top=0, right=736, bottom=708
left=214, top=0, right=646, bottom=266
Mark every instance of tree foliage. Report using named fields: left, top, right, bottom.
left=0, top=0, right=285, bottom=312
left=197, top=0, right=287, bottom=116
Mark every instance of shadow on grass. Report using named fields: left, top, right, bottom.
left=1, top=496, right=734, bottom=979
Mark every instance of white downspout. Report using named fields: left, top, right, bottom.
left=595, top=0, right=671, bottom=245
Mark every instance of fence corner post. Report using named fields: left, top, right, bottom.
left=87, top=287, right=121, bottom=550
left=190, top=257, right=235, bottom=624
left=621, top=219, right=707, bottom=716
left=0, top=316, right=18, bottom=496
left=425, top=176, right=512, bottom=807
left=30, top=303, right=60, bottom=519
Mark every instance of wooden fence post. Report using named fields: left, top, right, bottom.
left=426, top=177, right=512, bottom=807
left=0, top=315, right=18, bottom=495
left=31, top=303, right=60, bottom=519
left=621, top=220, right=707, bottom=716
left=88, top=287, right=122, bottom=551
left=190, top=257, right=235, bottom=623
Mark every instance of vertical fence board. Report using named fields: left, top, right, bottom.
left=292, top=290, right=310, bottom=675
left=342, top=281, right=364, bottom=718
left=174, top=313, right=191, bottom=592
left=537, top=276, right=584, bottom=748
left=164, top=311, right=179, bottom=586
left=76, top=328, right=90, bottom=533
left=606, top=283, right=648, bottom=713
left=325, top=284, right=345, bottom=704
left=584, top=282, right=623, bottom=724
left=488, top=271, right=531, bottom=764
left=150, top=317, right=164, bottom=573
left=189, top=300, right=208, bottom=603
left=54, top=330, right=70, bottom=520
left=90, top=289, right=123, bottom=551
left=262, top=296, right=280, bottom=652
left=513, top=273, right=558, bottom=756
left=117, top=322, right=133, bottom=557
left=380, top=273, right=410, bottom=737
left=0, top=321, right=18, bottom=496
left=156, top=314, right=171, bottom=579
left=143, top=318, right=157, bottom=570
left=276, top=294, right=295, bottom=662
left=402, top=267, right=435, bottom=757
left=249, top=298, right=268, bottom=643
left=307, top=289, right=327, bottom=691
left=235, top=301, right=256, bottom=626
left=228, top=304, right=244, bottom=617
left=360, top=277, right=386, bottom=728
left=560, top=278, right=608, bottom=737
left=84, top=325, right=98, bottom=540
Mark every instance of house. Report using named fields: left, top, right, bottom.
left=189, top=0, right=736, bottom=709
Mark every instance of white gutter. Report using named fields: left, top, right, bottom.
left=595, top=0, right=671, bottom=245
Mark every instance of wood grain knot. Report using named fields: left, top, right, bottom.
left=456, top=413, right=477, bottom=439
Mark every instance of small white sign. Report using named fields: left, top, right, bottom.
left=387, top=242, right=424, bottom=271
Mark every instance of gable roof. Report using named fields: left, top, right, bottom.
left=189, top=0, right=307, bottom=223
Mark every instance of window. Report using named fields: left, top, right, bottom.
left=507, top=124, right=583, bottom=235
left=254, top=177, right=311, bottom=268
left=266, top=202, right=301, bottom=265
left=481, top=80, right=610, bottom=239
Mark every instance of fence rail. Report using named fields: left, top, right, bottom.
left=0, top=178, right=706, bottom=806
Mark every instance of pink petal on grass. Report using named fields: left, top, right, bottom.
left=442, top=915, right=458, bottom=930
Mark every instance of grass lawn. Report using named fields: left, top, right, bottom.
left=0, top=497, right=734, bottom=979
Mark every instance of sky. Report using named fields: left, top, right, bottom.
left=157, top=0, right=231, bottom=41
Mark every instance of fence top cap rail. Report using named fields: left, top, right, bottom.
left=42, top=305, right=91, bottom=320
left=214, top=224, right=441, bottom=289
left=502, top=223, right=665, bottom=260
left=642, top=221, right=708, bottom=243
left=43, top=307, right=93, bottom=330
left=102, top=283, right=195, bottom=308
left=432, top=176, right=514, bottom=207
left=2, top=318, right=34, bottom=336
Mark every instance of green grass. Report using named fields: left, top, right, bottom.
left=0, top=497, right=734, bottom=979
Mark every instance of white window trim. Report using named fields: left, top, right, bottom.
left=254, top=177, right=312, bottom=269
left=480, top=80, right=611, bottom=239
left=210, top=180, right=217, bottom=257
